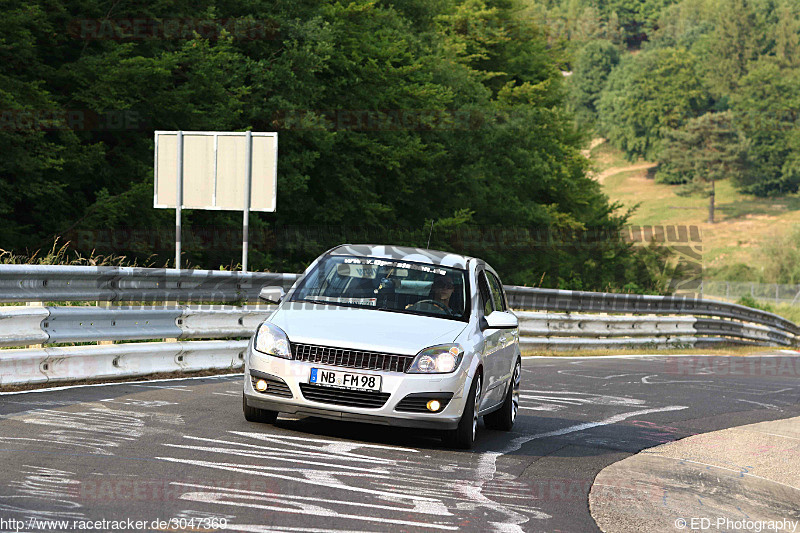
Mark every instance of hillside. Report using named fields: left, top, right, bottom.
left=589, top=139, right=800, bottom=278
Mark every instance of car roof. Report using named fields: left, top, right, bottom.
left=328, top=244, right=473, bottom=269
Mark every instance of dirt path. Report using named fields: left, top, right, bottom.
left=580, top=137, right=606, bottom=158
left=592, top=162, right=657, bottom=184
left=582, top=138, right=658, bottom=184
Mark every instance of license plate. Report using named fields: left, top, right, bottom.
left=309, top=368, right=382, bottom=392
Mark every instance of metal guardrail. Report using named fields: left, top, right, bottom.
left=1, top=265, right=798, bottom=386
left=516, top=312, right=796, bottom=351
left=3, top=265, right=795, bottom=334
left=0, top=264, right=299, bottom=303
left=505, top=286, right=800, bottom=338
left=0, top=305, right=274, bottom=347
left=1, top=340, right=248, bottom=386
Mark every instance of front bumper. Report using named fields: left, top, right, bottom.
left=244, top=348, right=471, bottom=430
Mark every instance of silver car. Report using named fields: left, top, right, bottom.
left=242, top=244, right=522, bottom=448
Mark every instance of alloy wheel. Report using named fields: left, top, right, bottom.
left=511, top=361, right=521, bottom=423
left=472, top=375, right=482, bottom=441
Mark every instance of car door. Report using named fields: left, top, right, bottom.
left=485, top=270, right=517, bottom=384
left=477, top=270, right=505, bottom=409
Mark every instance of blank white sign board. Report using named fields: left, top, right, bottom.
left=154, top=131, right=277, bottom=212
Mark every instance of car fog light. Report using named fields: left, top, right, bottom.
left=255, top=379, right=268, bottom=392
left=426, top=400, right=441, bottom=412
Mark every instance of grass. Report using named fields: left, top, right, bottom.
left=0, top=238, right=162, bottom=267
left=772, top=304, right=800, bottom=324
left=589, top=140, right=800, bottom=279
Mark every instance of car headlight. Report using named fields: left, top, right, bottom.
left=407, top=344, right=464, bottom=374
left=253, top=322, right=292, bottom=359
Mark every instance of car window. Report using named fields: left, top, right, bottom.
left=291, top=255, right=469, bottom=321
left=477, top=271, right=494, bottom=316
left=486, top=272, right=506, bottom=312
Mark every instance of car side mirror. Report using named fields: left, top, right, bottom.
left=480, top=311, right=518, bottom=331
left=259, top=286, right=286, bottom=304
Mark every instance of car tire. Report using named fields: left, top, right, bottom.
left=242, top=393, right=278, bottom=424
left=442, top=372, right=482, bottom=449
left=484, top=358, right=521, bottom=431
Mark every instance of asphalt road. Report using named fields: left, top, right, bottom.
left=0, top=354, right=798, bottom=533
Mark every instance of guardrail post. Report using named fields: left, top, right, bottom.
left=26, top=301, right=44, bottom=348
left=97, top=301, right=114, bottom=345
left=165, top=300, right=178, bottom=342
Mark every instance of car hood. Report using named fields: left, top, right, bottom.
left=269, top=304, right=469, bottom=355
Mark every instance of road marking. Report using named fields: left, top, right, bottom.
left=0, top=373, right=242, bottom=396
left=131, top=384, right=194, bottom=392
left=155, top=458, right=458, bottom=530
left=155, top=457, right=446, bottom=504
left=518, top=391, right=646, bottom=410
left=0, top=466, right=84, bottom=520
left=172, top=482, right=447, bottom=515
left=641, top=375, right=713, bottom=384
left=221, top=526, right=379, bottom=533
left=474, top=405, right=690, bottom=532
left=183, top=436, right=401, bottom=465
left=557, top=371, right=643, bottom=380
left=518, top=405, right=561, bottom=412
left=227, top=431, right=421, bottom=454
left=0, top=405, right=183, bottom=455
left=163, top=443, right=392, bottom=473
left=737, top=399, right=781, bottom=410
left=478, top=405, right=689, bottom=479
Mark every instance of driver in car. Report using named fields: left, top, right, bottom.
left=430, top=274, right=455, bottom=312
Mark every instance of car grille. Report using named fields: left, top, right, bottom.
left=299, top=384, right=391, bottom=409
left=292, top=343, right=414, bottom=373
left=395, top=393, right=454, bottom=413
left=250, top=373, right=293, bottom=398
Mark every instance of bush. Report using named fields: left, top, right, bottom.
left=736, top=295, right=773, bottom=312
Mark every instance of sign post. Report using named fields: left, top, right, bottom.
left=154, top=131, right=277, bottom=272
left=175, top=131, right=184, bottom=270
left=243, top=131, right=252, bottom=272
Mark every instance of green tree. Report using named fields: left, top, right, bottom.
left=0, top=0, right=670, bottom=292
left=568, top=39, right=620, bottom=127
left=696, top=0, right=766, bottom=97
left=597, top=47, right=710, bottom=160
left=730, top=59, right=800, bottom=196
left=774, top=1, right=800, bottom=68
left=604, top=0, right=681, bottom=45
left=656, top=111, right=748, bottom=223
left=647, top=0, right=716, bottom=51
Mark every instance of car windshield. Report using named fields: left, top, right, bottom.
left=291, top=255, right=469, bottom=320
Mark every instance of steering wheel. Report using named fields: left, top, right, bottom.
left=405, top=299, right=452, bottom=315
